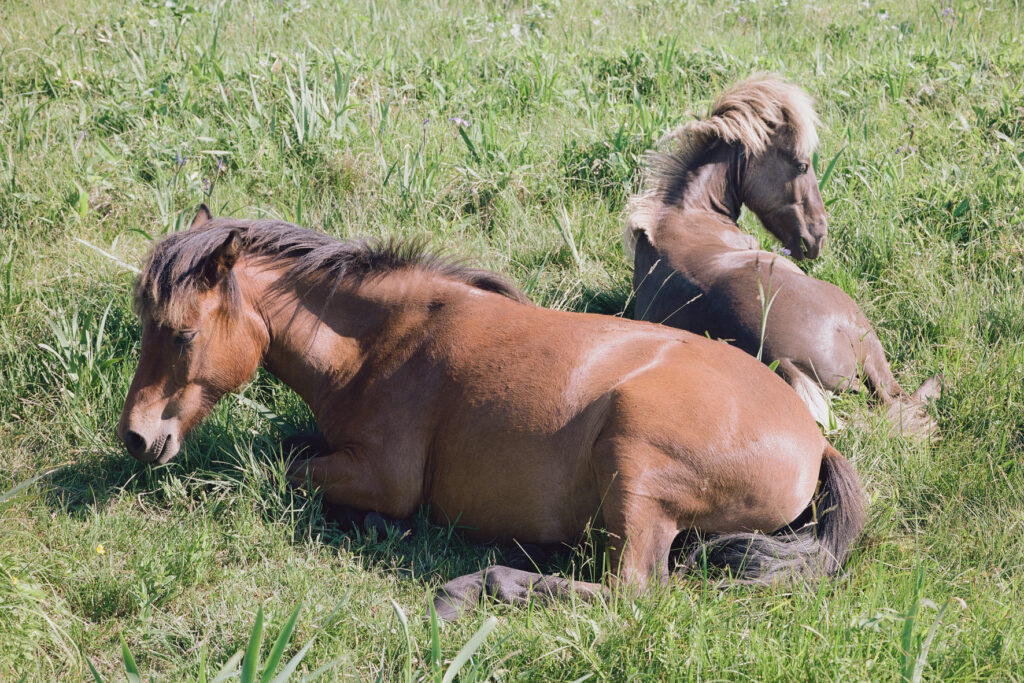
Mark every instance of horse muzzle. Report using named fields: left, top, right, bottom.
left=802, top=234, right=825, bottom=260
left=119, top=421, right=181, bottom=464
left=790, top=228, right=826, bottom=261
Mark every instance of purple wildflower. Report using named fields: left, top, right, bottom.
left=449, top=116, right=471, bottom=129
left=941, top=7, right=953, bottom=16
left=738, top=15, right=747, bottom=23
left=175, top=152, right=186, bottom=167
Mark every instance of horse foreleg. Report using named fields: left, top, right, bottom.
left=281, top=432, right=331, bottom=460
left=860, top=331, right=909, bottom=406
left=287, top=450, right=420, bottom=521
left=862, top=334, right=942, bottom=440
left=278, top=435, right=408, bottom=533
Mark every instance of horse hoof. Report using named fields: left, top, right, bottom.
left=363, top=511, right=410, bottom=538
left=281, top=433, right=329, bottom=461
left=505, top=543, right=548, bottom=569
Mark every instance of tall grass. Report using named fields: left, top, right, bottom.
left=1, top=0, right=1022, bottom=679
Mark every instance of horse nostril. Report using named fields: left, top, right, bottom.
left=123, top=429, right=147, bottom=455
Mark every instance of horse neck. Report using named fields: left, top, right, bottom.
left=245, top=263, right=441, bottom=412
left=657, top=143, right=746, bottom=242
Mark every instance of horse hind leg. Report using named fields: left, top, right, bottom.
left=676, top=444, right=866, bottom=583
left=432, top=566, right=605, bottom=621
left=432, top=519, right=677, bottom=622
left=433, top=458, right=681, bottom=621
left=861, top=334, right=942, bottom=440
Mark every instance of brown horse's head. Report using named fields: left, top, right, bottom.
left=740, top=134, right=828, bottom=261
left=118, top=206, right=267, bottom=463
left=658, top=74, right=828, bottom=260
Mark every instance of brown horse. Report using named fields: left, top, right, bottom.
left=626, top=74, right=941, bottom=438
left=118, top=206, right=866, bottom=620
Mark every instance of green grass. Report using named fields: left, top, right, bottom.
left=1, top=0, right=1023, bottom=679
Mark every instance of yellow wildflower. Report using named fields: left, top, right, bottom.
left=95, top=544, right=105, bottom=555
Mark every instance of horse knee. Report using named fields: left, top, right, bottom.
left=281, top=432, right=330, bottom=463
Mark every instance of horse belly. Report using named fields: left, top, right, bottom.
left=426, top=439, right=600, bottom=544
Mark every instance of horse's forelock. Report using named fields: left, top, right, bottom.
left=133, top=224, right=244, bottom=329
left=657, top=74, right=820, bottom=160
left=698, top=73, right=820, bottom=157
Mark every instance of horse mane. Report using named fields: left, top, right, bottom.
left=135, top=218, right=529, bottom=326
left=625, top=73, right=821, bottom=254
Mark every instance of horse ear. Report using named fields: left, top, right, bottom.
left=190, top=204, right=213, bottom=230
left=203, top=229, right=240, bottom=287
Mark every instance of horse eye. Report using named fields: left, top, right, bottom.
left=796, top=162, right=809, bottom=174
left=173, top=330, right=198, bottom=346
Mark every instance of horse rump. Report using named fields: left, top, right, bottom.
left=678, top=444, right=866, bottom=583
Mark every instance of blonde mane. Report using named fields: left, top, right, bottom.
left=625, top=73, right=821, bottom=254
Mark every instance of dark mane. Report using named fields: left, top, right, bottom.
left=135, top=218, right=529, bottom=325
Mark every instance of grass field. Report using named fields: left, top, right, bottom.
left=1, top=0, right=1023, bottom=679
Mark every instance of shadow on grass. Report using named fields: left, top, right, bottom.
left=576, top=281, right=634, bottom=317
left=45, top=451, right=146, bottom=517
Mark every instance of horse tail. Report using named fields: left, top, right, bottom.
left=682, top=443, right=866, bottom=582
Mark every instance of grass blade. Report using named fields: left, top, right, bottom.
left=232, top=393, right=298, bottom=437
left=428, top=598, right=441, bottom=675
left=198, top=641, right=208, bottom=683
left=73, top=238, right=141, bottom=274
left=210, top=651, right=244, bottom=683
left=268, top=638, right=315, bottom=683
left=457, top=126, right=480, bottom=163
left=261, top=602, right=302, bottom=683
left=818, top=146, right=844, bottom=190
left=86, top=659, right=104, bottom=683
left=441, top=616, right=498, bottom=683
left=0, top=467, right=60, bottom=506
left=299, top=657, right=344, bottom=682
left=390, top=599, right=413, bottom=683
left=120, top=632, right=142, bottom=683
left=900, top=569, right=924, bottom=683
left=911, top=599, right=953, bottom=683
left=241, top=605, right=265, bottom=683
